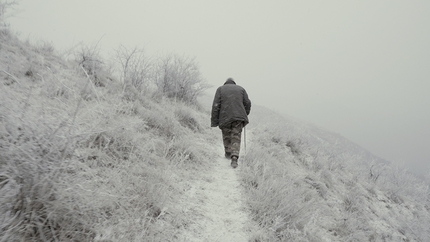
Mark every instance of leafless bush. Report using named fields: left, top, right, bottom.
left=75, top=42, right=107, bottom=87
left=155, top=54, right=210, bottom=104
left=368, top=162, right=384, bottom=183
left=0, top=0, right=17, bottom=38
left=115, top=45, right=152, bottom=92
left=0, top=0, right=17, bottom=25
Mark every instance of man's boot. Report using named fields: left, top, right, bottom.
left=225, top=152, right=231, bottom=159
left=231, top=156, right=238, bottom=168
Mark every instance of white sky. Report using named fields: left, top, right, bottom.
left=8, top=0, right=430, bottom=176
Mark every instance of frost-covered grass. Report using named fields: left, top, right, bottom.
left=241, top=106, right=430, bottom=241
left=0, top=28, right=217, bottom=241
left=2, top=9, right=430, bottom=241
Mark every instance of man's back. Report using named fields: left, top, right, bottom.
left=211, top=79, right=251, bottom=128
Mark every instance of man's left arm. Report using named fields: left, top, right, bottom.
left=211, top=88, right=222, bottom=127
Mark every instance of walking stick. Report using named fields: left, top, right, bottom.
left=243, top=126, right=247, bottom=159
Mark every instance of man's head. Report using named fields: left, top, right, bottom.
left=224, top=77, right=236, bottom=85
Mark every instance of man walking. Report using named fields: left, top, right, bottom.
left=211, top=78, right=251, bottom=168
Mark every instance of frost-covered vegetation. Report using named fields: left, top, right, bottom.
left=2, top=2, right=430, bottom=241
left=0, top=13, right=217, bottom=240
left=241, top=106, right=430, bottom=241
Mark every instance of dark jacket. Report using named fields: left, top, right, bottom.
left=211, top=80, right=251, bottom=128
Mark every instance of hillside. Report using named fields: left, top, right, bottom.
left=1, top=26, right=430, bottom=242
left=239, top=106, right=430, bottom=241
left=0, top=28, right=221, bottom=241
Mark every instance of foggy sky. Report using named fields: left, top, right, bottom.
left=8, top=0, right=430, bottom=175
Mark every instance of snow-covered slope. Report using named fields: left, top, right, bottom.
left=2, top=24, right=429, bottom=241
left=239, top=104, right=430, bottom=241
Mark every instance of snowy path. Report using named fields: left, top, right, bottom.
left=176, top=147, right=255, bottom=241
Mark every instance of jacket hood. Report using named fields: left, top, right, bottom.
left=224, top=78, right=236, bottom=85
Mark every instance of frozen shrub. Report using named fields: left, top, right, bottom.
left=0, top=0, right=17, bottom=28
left=75, top=43, right=111, bottom=87
left=0, top=1, right=17, bottom=45
left=115, top=45, right=152, bottom=92
left=154, top=54, right=210, bottom=104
